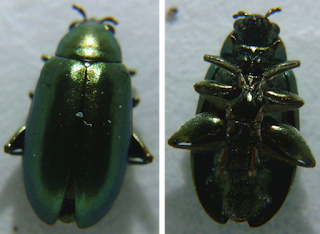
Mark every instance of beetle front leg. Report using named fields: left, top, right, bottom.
left=128, top=69, right=136, bottom=76
left=132, top=96, right=140, bottom=107
left=128, top=68, right=140, bottom=107
left=216, top=145, right=228, bottom=178
left=128, top=133, right=153, bottom=164
left=4, top=126, right=25, bottom=155
left=41, top=55, right=53, bottom=62
left=252, top=108, right=264, bottom=140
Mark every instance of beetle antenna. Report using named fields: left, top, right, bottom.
left=265, top=7, right=281, bottom=18
left=100, top=17, right=119, bottom=25
left=72, top=4, right=87, bottom=20
left=233, top=11, right=250, bottom=19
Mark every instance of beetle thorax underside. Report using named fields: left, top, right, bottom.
left=232, top=45, right=277, bottom=76
left=229, top=74, right=265, bottom=122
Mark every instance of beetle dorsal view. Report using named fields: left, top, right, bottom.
left=169, top=7, right=315, bottom=227
left=4, top=5, right=153, bottom=228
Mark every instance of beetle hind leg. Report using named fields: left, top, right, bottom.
left=128, top=133, right=153, bottom=164
left=4, top=126, right=25, bottom=155
left=249, top=147, right=259, bottom=177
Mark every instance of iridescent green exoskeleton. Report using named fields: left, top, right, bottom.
left=4, top=5, right=153, bottom=229
left=169, top=8, right=315, bottom=227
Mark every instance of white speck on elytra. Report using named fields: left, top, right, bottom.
left=84, top=121, right=93, bottom=127
left=76, top=112, right=83, bottom=118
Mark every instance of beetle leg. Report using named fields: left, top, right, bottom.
left=128, top=69, right=136, bottom=76
left=204, top=55, right=242, bottom=76
left=128, top=133, right=153, bottom=164
left=252, top=108, right=264, bottom=139
left=259, top=124, right=315, bottom=168
left=29, top=92, right=34, bottom=99
left=41, top=55, right=53, bottom=62
left=216, top=145, right=228, bottom=178
left=249, top=147, right=259, bottom=177
left=130, top=67, right=139, bottom=107
left=250, top=106, right=263, bottom=178
left=132, top=96, right=140, bottom=107
left=4, top=126, right=25, bottom=155
left=194, top=80, right=235, bottom=110
left=264, top=90, right=304, bottom=112
left=226, top=105, right=235, bottom=137
left=168, top=113, right=226, bottom=150
left=263, top=60, right=300, bottom=80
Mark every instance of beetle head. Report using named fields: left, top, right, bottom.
left=56, top=5, right=122, bottom=63
left=233, top=8, right=281, bottom=46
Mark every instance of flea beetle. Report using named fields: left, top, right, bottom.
left=5, top=5, right=153, bottom=228
left=168, top=8, right=315, bottom=227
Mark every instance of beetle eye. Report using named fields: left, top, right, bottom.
left=69, top=22, right=80, bottom=30
left=233, top=19, right=243, bottom=33
left=104, top=24, right=115, bottom=34
left=271, top=24, right=280, bottom=35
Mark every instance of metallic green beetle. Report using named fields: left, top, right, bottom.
left=169, top=8, right=315, bottom=227
left=4, top=5, right=153, bottom=228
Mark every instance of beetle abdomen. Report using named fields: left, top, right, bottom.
left=223, top=168, right=271, bottom=222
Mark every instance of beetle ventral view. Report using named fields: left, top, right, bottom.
left=4, top=5, right=153, bottom=229
left=168, top=7, right=315, bottom=227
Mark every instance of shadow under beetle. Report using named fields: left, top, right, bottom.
left=4, top=5, right=153, bottom=228
left=168, top=8, right=315, bottom=227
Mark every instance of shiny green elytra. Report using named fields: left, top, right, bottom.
left=169, top=8, right=315, bottom=227
left=5, top=5, right=153, bottom=228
